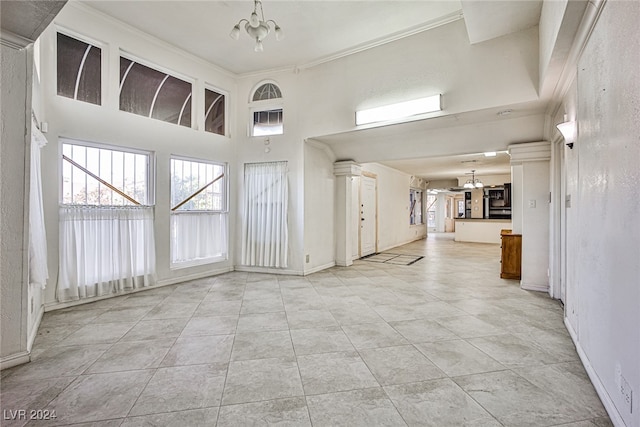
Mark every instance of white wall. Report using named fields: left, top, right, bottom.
left=0, top=43, right=31, bottom=368
left=360, top=163, right=426, bottom=252
left=38, top=4, right=238, bottom=308
left=563, top=2, right=640, bottom=425
left=454, top=220, right=511, bottom=244
left=303, top=142, right=335, bottom=273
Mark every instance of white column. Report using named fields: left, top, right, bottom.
left=508, top=142, right=552, bottom=292
left=334, top=161, right=361, bottom=267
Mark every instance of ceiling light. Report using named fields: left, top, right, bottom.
left=556, top=115, right=576, bottom=149
left=484, top=151, right=497, bottom=157
left=355, top=94, right=442, bottom=126
left=463, top=169, right=483, bottom=189
left=230, top=0, right=283, bottom=52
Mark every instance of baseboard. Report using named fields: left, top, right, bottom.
left=27, top=306, right=44, bottom=352
left=564, top=318, right=627, bottom=427
left=520, top=282, right=549, bottom=292
left=303, top=261, right=335, bottom=276
left=45, top=267, right=234, bottom=312
left=0, top=351, right=30, bottom=371
left=234, top=265, right=304, bottom=276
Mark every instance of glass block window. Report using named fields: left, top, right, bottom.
left=119, top=57, right=191, bottom=127
left=205, top=89, right=225, bottom=136
left=252, top=83, right=281, bottom=101
left=57, top=33, right=101, bottom=105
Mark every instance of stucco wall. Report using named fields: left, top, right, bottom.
left=567, top=1, right=640, bottom=425
left=0, top=44, right=30, bottom=366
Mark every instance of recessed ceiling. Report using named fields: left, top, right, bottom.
left=379, top=151, right=511, bottom=182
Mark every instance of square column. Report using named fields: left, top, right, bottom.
left=334, top=161, right=361, bottom=267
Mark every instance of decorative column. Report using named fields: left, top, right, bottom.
left=508, top=141, right=552, bottom=292
left=334, top=161, right=361, bottom=267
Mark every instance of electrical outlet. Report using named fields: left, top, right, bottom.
left=305, top=254, right=310, bottom=263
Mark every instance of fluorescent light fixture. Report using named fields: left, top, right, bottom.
left=484, top=151, right=497, bottom=157
left=355, top=94, right=441, bottom=126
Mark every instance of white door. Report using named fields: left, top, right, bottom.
left=360, top=175, right=377, bottom=257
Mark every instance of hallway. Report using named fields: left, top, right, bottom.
left=1, top=235, right=610, bottom=426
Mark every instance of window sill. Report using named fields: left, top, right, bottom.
left=170, top=255, right=228, bottom=270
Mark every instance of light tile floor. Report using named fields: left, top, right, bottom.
left=1, top=234, right=611, bottom=426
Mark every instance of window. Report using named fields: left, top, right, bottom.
left=119, top=57, right=191, bottom=127
left=62, top=142, right=151, bottom=206
left=427, top=194, right=437, bottom=228
left=250, top=82, right=283, bottom=136
left=252, top=83, right=281, bottom=101
left=170, top=157, right=228, bottom=266
left=410, top=189, right=423, bottom=225
left=57, top=32, right=101, bottom=105
left=58, top=140, right=156, bottom=302
left=205, top=88, right=225, bottom=135
left=253, top=109, right=283, bottom=136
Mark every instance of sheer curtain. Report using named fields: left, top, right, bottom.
left=241, top=161, right=288, bottom=268
left=29, top=117, right=49, bottom=288
left=171, top=212, right=227, bottom=265
left=58, top=206, right=156, bottom=302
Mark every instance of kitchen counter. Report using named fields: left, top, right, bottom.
left=454, top=218, right=512, bottom=244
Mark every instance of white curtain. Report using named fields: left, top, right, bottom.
left=29, top=117, right=49, bottom=288
left=241, top=161, right=288, bottom=268
left=58, top=206, right=156, bottom=302
left=171, top=212, right=227, bottom=265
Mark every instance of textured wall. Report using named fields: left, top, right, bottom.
left=574, top=1, right=640, bottom=425
left=0, top=44, right=29, bottom=362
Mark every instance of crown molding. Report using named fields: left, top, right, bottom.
left=0, top=30, right=32, bottom=49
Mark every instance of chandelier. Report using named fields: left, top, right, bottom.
left=229, top=0, right=283, bottom=52
left=463, top=170, right=484, bottom=189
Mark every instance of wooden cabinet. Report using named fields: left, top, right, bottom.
left=500, top=230, right=522, bottom=280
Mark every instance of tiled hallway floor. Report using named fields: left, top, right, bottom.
left=1, top=234, right=611, bottom=426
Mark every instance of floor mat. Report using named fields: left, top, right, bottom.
left=361, top=252, right=424, bottom=265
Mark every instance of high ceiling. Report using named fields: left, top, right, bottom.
left=7, top=0, right=555, bottom=182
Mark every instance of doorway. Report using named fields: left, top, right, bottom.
left=359, top=173, right=377, bottom=257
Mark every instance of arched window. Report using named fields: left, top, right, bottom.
left=252, top=83, right=282, bottom=101
left=250, top=82, right=283, bottom=136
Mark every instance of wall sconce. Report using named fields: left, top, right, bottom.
left=556, top=116, right=576, bottom=149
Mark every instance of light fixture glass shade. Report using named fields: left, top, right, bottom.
left=463, top=181, right=474, bottom=189
left=230, top=25, right=241, bottom=40
left=475, top=181, right=484, bottom=188
left=254, top=39, right=264, bottom=52
left=274, top=25, right=283, bottom=41
left=249, top=12, right=259, bottom=26
left=557, top=121, right=576, bottom=143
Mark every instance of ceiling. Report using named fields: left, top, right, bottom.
left=5, top=0, right=549, bottom=182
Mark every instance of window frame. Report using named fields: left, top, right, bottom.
left=204, top=84, right=229, bottom=137
left=55, top=27, right=106, bottom=105
left=169, top=155, right=229, bottom=269
left=248, top=80, right=284, bottom=137
left=410, top=188, right=424, bottom=226
left=59, top=137, right=155, bottom=207
left=119, top=51, right=195, bottom=129
left=169, top=155, right=228, bottom=213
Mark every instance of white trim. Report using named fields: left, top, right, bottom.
left=234, top=265, right=303, bottom=276
left=520, top=282, right=549, bottom=293
left=149, top=74, right=170, bottom=118
left=303, top=262, right=336, bottom=276
left=27, top=305, right=45, bottom=353
left=73, top=44, right=92, bottom=100
left=564, top=317, right=626, bottom=427
left=305, top=139, right=336, bottom=163
left=0, top=351, right=30, bottom=371
left=44, top=266, right=234, bottom=312
left=1, top=30, right=32, bottom=49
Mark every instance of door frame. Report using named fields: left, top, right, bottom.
left=359, top=171, right=378, bottom=257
